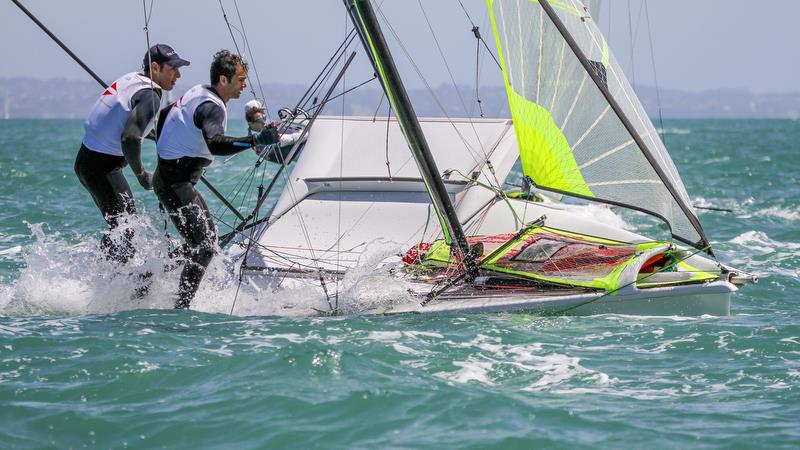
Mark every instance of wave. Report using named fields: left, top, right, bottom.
left=729, top=230, right=800, bottom=252
left=656, top=127, right=691, bottom=135
left=721, top=231, right=800, bottom=277
left=737, top=206, right=800, bottom=222
left=693, top=197, right=800, bottom=222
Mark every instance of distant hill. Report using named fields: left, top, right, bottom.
left=0, top=77, right=797, bottom=120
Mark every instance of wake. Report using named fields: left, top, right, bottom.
left=0, top=216, right=412, bottom=317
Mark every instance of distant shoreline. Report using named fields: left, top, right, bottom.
left=2, top=77, right=798, bottom=120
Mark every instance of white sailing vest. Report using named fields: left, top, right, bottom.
left=157, top=84, right=227, bottom=161
left=82, top=72, right=161, bottom=156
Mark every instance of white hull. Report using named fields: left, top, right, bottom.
left=235, top=268, right=735, bottom=317
left=392, top=281, right=735, bottom=317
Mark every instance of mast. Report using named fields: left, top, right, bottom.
left=343, top=0, right=475, bottom=267
left=538, top=0, right=711, bottom=254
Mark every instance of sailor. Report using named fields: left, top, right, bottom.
left=244, top=99, right=305, bottom=164
left=75, top=44, right=189, bottom=263
left=154, top=50, right=280, bottom=309
left=244, top=99, right=268, bottom=133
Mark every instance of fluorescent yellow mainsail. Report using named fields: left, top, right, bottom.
left=488, top=0, right=710, bottom=251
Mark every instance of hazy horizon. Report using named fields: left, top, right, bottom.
left=2, top=0, right=798, bottom=96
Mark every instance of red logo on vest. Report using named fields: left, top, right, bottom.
left=102, top=82, right=118, bottom=96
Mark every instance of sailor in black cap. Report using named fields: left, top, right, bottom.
left=75, top=44, right=189, bottom=264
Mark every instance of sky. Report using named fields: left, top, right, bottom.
left=1, top=0, right=798, bottom=95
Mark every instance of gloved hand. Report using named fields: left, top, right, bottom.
left=254, top=144, right=268, bottom=156
left=136, top=171, right=153, bottom=190
left=254, top=122, right=280, bottom=147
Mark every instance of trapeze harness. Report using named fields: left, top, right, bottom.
left=75, top=72, right=161, bottom=263
left=155, top=84, right=256, bottom=308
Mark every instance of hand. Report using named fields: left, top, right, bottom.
left=254, top=122, right=280, bottom=147
left=136, top=171, right=153, bottom=190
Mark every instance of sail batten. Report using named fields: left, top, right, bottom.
left=489, top=0, right=711, bottom=251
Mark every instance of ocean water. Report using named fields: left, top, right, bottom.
left=0, top=118, right=798, bottom=448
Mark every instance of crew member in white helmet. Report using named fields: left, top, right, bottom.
left=244, top=99, right=267, bottom=133
left=154, top=50, right=279, bottom=309
left=75, top=44, right=189, bottom=264
left=244, top=99, right=304, bottom=164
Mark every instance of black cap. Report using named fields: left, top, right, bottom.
left=143, top=44, right=190, bottom=70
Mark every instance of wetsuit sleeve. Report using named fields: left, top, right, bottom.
left=193, top=101, right=256, bottom=156
left=121, top=88, right=161, bottom=174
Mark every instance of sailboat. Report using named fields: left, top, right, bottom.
left=222, top=0, right=755, bottom=316
left=10, top=0, right=754, bottom=316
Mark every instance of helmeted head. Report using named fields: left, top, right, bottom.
left=142, top=44, right=189, bottom=91
left=210, top=50, right=248, bottom=103
left=244, top=99, right=266, bottom=132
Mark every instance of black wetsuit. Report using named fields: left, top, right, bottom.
left=153, top=87, right=256, bottom=309
left=74, top=88, right=161, bottom=263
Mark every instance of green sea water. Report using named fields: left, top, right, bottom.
left=0, top=118, right=798, bottom=448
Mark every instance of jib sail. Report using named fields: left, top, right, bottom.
left=488, top=0, right=710, bottom=251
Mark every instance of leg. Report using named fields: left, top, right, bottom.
left=74, top=147, right=137, bottom=264
left=101, top=168, right=137, bottom=263
left=156, top=180, right=217, bottom=309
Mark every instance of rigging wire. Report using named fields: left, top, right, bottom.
left=217, top=0, right=261, bottom=108
left=385, top=104, right=392, bottom=179
left=372, top=91, right=385, bottom=121
left=414, top=1, right=513, bottom=221
left=334, top=9, right=350, bottom=314
left=141, top=0, right=158, bottom=142
left=302, top=75, right=377, bottom=115
left=231, top=0, right=271, bottom=120
left=627, top=0, right=634, bottom=87
left=456, top=0, right=501, bottom=69
left=372, top=5, right=484, bottom=170
left=643, top=0, right=666, bottom=143
left=296, top=29, right=358, bottom=110
left=217, top=35, right=360, bottom=247
left=231, top=51, right=359, bottom=313
left=217, top=20, right=358, bottom=241
left=417, top=0, right=487, bottom=157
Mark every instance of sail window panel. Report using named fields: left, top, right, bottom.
left=551, top=0, right=690, bottom=187
left=536, top=27, right=607, bottom=150
left=553, top=1, right=694, bottom=208
left=580, top=144, right=659, bottom=186
left=605, top=61, right=688, bottom=195
left=535, top=28, right=567, bottom=116
left=562, top=95, right=613, bottom=153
